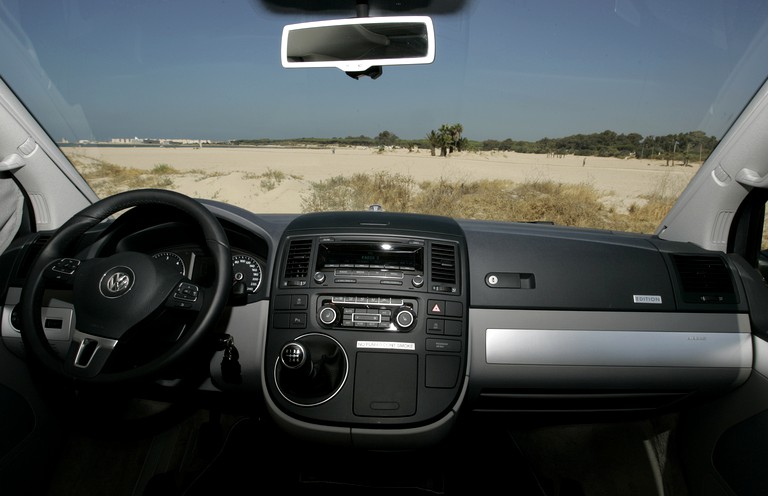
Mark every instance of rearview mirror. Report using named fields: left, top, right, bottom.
left=281, top=16, right=435, bottom=74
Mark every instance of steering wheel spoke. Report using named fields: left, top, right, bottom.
left=62, top=330, right=119, bottom=378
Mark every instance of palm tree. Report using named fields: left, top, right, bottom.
left=426, top=130, right=440, bottom=156
left=438, top=123, right=464, bottom=155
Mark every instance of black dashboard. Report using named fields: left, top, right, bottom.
left=0, top=200, right=755, bottom=449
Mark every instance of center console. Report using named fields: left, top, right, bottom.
left=264, top=212, right=468, bottom=432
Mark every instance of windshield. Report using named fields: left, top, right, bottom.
left=2, top=0, right=768, bottom=233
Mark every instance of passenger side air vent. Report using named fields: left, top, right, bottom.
left=671, top=254, right=737, bottom=304
left=430, top=242, right=459, bottom=294
left=282, top=238, right=312, bottom=287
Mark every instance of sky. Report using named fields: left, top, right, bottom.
left=2, top=0, right=768, bottom=143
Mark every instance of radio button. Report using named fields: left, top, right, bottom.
left=412, top=275, right=425, bottom=288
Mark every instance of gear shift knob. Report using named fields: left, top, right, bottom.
left=280, top=342, right=313, bottom=376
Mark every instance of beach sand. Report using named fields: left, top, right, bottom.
left=66, top=146, right=700, bottom=214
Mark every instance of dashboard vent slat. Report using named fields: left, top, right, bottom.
left=431, top=243, right=457, bottom=286
left=16, top=233, right=52, bottom=279
left=671, top=254, right=736, bottom=304
left=283, top=239, right=312, bottom=280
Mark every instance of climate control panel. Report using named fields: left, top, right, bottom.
left=317, top=295, right=418, bottom=331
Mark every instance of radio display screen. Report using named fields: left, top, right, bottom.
left=317, top=242, right=424, bottom=272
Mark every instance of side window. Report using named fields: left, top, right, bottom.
left=759, top=204, right=768, bottom=281
left=0, top=174, right=25, bottom=255
left=763, top=208, right=768, bottom=252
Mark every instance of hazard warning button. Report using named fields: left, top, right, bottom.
left=428, top=299, right=463, bottom=317
left=427, top=300, right=445, bottom=315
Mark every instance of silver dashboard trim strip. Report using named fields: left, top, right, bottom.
left=486, top=328, right=751, bottom=368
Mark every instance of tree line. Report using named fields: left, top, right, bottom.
left=479, top=130, right=718, bottom=164
left=232, top=127, right=718, bottom=164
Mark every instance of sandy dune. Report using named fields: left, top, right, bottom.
left=67, top=145, right=700, bottom=214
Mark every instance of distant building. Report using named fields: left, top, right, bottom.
left=109, top=137, right=212, bottom=146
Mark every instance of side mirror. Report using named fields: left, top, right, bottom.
left=281, top=16, right=435, bottom=76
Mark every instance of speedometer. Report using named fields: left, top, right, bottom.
left=232, top=254, right=262, bottom=293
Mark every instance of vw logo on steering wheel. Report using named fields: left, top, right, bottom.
left=99, top=266, right=135, bottom=298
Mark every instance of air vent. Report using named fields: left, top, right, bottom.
left=283, top=239, right=312, bottom=283
left=671, top=254, right=736, bottom=304
left=430, top=242, right=458, bottom=293
left=16, top=233, right=52, bottom=279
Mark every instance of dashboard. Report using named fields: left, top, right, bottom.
left=0, top=199, right=755, bottom=449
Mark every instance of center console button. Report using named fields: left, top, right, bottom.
left=394, top=307, right=416, bottom=330
left=318, top=305, right=338, bottom=325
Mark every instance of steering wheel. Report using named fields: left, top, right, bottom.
left=20, top=189, right=232, bottom=385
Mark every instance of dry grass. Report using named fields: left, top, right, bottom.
left=68, top=154, right=676, bottom=234
left=243, top=168, right=304, bottom=191
left=302, top=172, right=675, bottom=233
left=70, top=155, right=177, bottom=196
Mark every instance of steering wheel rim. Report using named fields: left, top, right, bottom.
left=20, top=189, right=231, bottom=385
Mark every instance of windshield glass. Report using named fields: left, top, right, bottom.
left=2, top=0, right=768, bottom=233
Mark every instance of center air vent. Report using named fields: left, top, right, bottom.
left=671, top=254, right=736, bottom=304
left=430, top=242, right=458, bottom=293
left=282, top=238, right=312, bottom=286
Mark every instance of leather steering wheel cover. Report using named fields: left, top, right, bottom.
left=20, top=189, right=231, bottom=385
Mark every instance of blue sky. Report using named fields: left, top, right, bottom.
left=2, top=0, right=767, bottom=142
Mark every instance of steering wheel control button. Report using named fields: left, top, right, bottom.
left=52, top=258, right=80, bottom=274
left=99, top=266, right=135, bottom=298
left=173, top=282, right=199, bottom=305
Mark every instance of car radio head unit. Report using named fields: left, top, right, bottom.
left=312, top=238, right=425, bottom=289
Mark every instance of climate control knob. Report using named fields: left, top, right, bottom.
left=318, top=304, right=339, bottom=326
left=394, top=307, right=416, bottom=330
